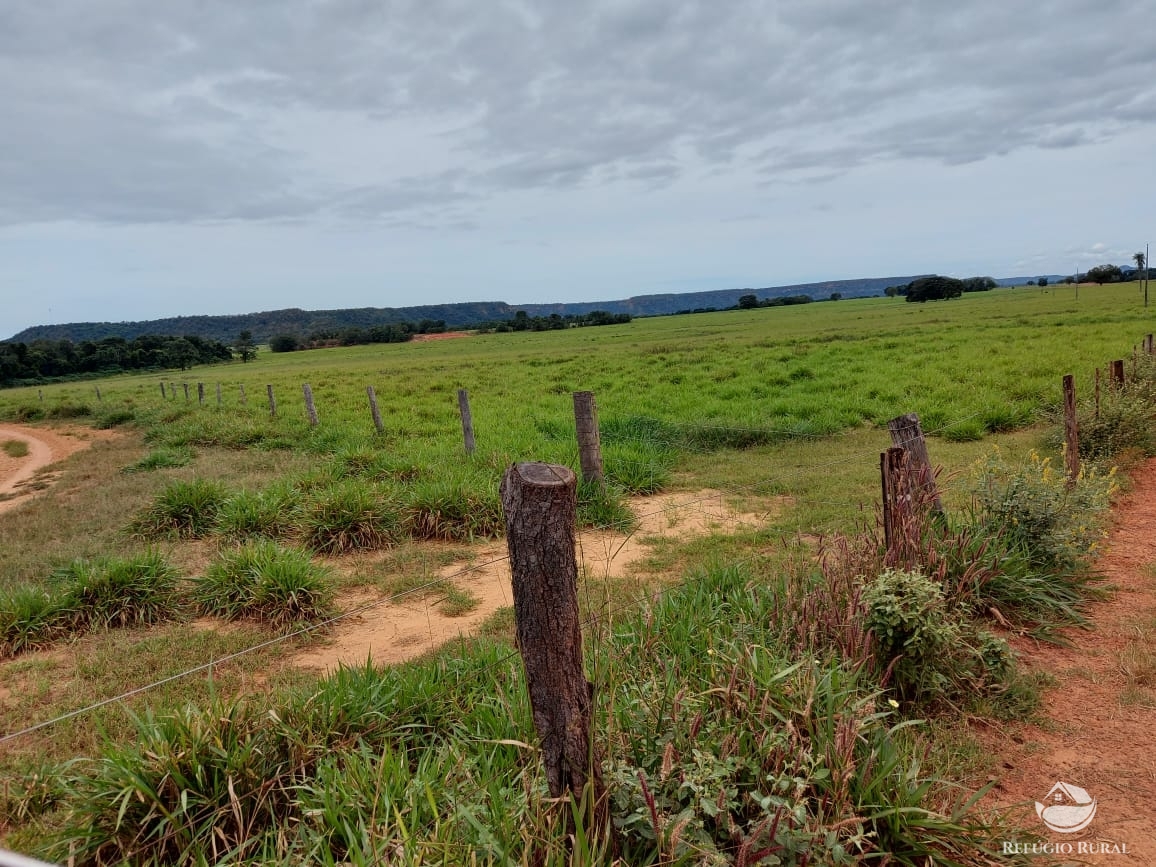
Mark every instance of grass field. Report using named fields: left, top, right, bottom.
left=0, top=282, right=1153, bottom=864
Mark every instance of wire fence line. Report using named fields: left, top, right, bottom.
left=0, top=405, right=994, bottom=746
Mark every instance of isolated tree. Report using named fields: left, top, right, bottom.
left=1135, top=252, right=1147, bottom=279
left=1085, top=264, right=1122, bottom=285
left=829, top=292, right=843, bottom=301
left=234, top=330, right=257, bottom=362
left=737, top=293, right=759, bottom=309
left=1038, top=277, right=1048, bottom=287
left=905, top=275, right=964, bottom=302
left=268, top=333, right=302, bottom=352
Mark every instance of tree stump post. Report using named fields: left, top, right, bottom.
left=94, top=386, right=102, bottom=402
left=302, top=384, right=319, bottom=427
left=1063, top=374, right=1080, bottom=487
left=267, top=384, right=276, bottom=417
left=239, top=384, right=246, bottom=405
left=573, top=391, right=604, bottom=484
left=183, top=383, right=189, bottom=401
left=1111, top=359, right=1125, bottom=389
left=367, top=386, right=384, bottom=434
left=197, top=383, right=205, bottom=405
left=216, top=383, right=222, bottom=407
left=159, top=382, right=166, bottom=400
left=1146, top=334, right=1154, bottom=355
left=886, top=413, right=943, bottom=514
left=880, top=447, right=911, bottom=563
left=500, top=462, right=605, bottom=824
left=457, top=389, right=476, bottom=454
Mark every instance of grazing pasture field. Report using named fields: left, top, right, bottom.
left=0, top=282, right=1153, bottom=864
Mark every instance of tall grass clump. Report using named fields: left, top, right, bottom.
left=192, top=541, right=332, bottom=627
left=0, top=586, right=76, bottom=657
left=404, top=479, right=503, bottom=541
left=131, top=478, right=231, bottom=539
left=576, top=478, right=636, bottom=532
left=122, top=447, right=193, bottom=473
left=213, top=485, right=298, bottom=541
left=2, top=438, right=30, bottom=458
left=296, top=481, right=401, bottom=554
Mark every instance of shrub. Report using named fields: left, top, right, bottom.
left=131, top=479, right=231, bottom=539
left=193, top=541, right=332, bottom=627
left=297, top=482, right=400, bottom=554
left=1078, top=390, right=1155, bottom=460
left=972, top=448, right=1116, bottom=571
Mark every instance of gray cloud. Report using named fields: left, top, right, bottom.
left=2, top=0, right=1154, bottom=227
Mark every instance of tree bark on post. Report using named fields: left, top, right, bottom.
left=880, top=447, right=910, bottom=564
left=886, top=413, right=943, bottom=514
left=1111, top=359, right=1125, bottom=389
left=1146, top=334, right=1154, bottom=355
left=183, top=383, right=189, bottom=401
left=216, top=383, right=222, bottom=407
left=197, top=383, right=204, bottom=405
left=239, top=384, right=246, bottom=405
left=573, top=391, right=604, bottom=484
left=500, top=462, right=605, bottom=825
left=1063, top=374, right=1080, bottom=487
left=302, top=384, right=319, bottom=427
left=367, top=386, right=384, bottom=435
left=457, top=389, right=476, bottom=454
left=266, top=384, right=276, bottom=417
left=159, top=382, right=166, bottom=400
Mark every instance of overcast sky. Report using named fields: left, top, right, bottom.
left=2, top=0, right=1154, bottom=338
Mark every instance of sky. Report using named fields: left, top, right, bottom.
left=2, top=0, right=1155, bottom=339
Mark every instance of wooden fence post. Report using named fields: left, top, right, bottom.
left=216, top=383, right=222, bottom=407
left=302, top=384, right=318, bottom=427
left=159, top=382, right=166, bottom=400
left=267, top=384, right=276, bottom=417
left=183, top=383, right=190, bottom=401
left=38, top=389, right=43, bottom=403
left=457, top=389, right=476, bottom=454
left=94, top=386, right=102, bottom=402
left=239, top=384, right=246, bottom=405
left=367, top=386, right=384, bottom=434
left=886, top=413, right=943, bottom=513
left=1111, top=359, right=1125, bottom=388
left=197, top=383, right=205, bottom=405
left=1146, top=333, right=1153, bottom=355
left=573, top=391, right=604, bottom=484
left=500, top=462, right=605, bottom=820
left=1063, top=374, right=1080, bottom=486
left=880, top=447, right=909, bottom=562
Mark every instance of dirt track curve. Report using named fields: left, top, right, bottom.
left=0, top=425, right=110, bottom=514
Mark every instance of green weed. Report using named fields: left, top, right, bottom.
left=192, top=541, right=332, bottom=628
left=297, top=481, right=401, bottom=554
left=2, top=438, right=30, bottom=458
left=131, top=478, right=231, bottom=539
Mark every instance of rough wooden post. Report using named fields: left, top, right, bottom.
left=159, top=382, right=166, bottom=400
left=38, top=389, right=43, bottom=403
left=1111, top=359, right=1125, bottom=389
left=1094, top=368, right=1100, bottom=419
left=266, top=384, right=276, bottom=417
left=239, top=384, right=246, bottom=405
left=367, top=386, right=384, bottom=434
left=886, top=413, right=942, bottom=513
left=457, top=389, right=476, bottom=454
left=183, top=383, right=190, bottom=401
left=1063, top=374, right=1080, bottom=486
left=1146, top=334, right=1154, bottom=355
left=216, top=383, right=222, bottom=407
left=880, top=447, right=909, bottom=561
left=94, top=386, right=102, bottom=402
left=197, top=382, right=205, bottom=405
left=500, top=462, right=605, bottom=819
left=573, top=391, right=603, bottom=484
left=302, top=384, right=318, bottom=427
left=169, top=382, right=176, bottom=400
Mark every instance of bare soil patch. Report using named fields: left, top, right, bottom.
left=0, top=425, right=118, bottom=514
left=983, top=458, right=1156, bottom=862
left=411, top=331, right=472, bottom=342
left=292, top=489, right=778, bottom=673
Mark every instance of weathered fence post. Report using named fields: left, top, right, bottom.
left=38, top=389, right=43, bottom=403
left=573, top=391, right=604, bottom=484
left=880, top=447, right=909, bottom=562
left=239, top=384, right=246, bottom=405
left=457, top=389, right=476, bottom=454
left=197, top=382, right=205, bottom=405
left=1146, top=334, right=1154, bottom=355
left=183, top=383, right=190, bottom=401
left=500, top=462, right=605, bottom=822
left=94, top=386, right=102, bottom=402
left=886, top=413, right=942, bottom=514
left=216, top=383, right=222, bottom=407
left=1094, top=368, right=1101, bottom=419
left=266, top=384, right=276, bottom=417
left=169, top=382, right=176, bottom=400
left=1063, top=374, right=1080, bottom=486
left=159, top=382, right=166, bottom=400
left=302, top=384, right=318, bottom=427
left=1111, top=359, right=1125, bottom=389
left=367, top=386, right=384, bottom=434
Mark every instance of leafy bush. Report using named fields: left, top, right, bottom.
left=192, top=541, right=332, bottom=627
left=297, top=482, right=401, bottom=554
left=1078, top=390, right=1156, bottom=460
left=972, top=448, right=1116, bottom=571
left=131, top=479, right=231, bottom=539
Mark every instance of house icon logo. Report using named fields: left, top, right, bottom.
left=1035, top=782, right=1097, bottom=833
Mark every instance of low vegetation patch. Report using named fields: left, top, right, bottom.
left=296, top=481, right=402, bottom=554
left=192, top=541, right=333, bottom=628
left=121, top=446, right=193, bottom=473
left=2, top=438, right=30, bottom=458
left=131, top=478, right=232, bottom=539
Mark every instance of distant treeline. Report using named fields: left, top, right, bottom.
left=268, top=320, right=447, bottom=352
left=884, top=276, right=998, bottom=302
left=0, top=334, right=233, bottom=388
left=474, top=310, right=632, bottom=333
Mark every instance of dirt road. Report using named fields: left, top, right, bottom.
left=0, top=425, right=111, bottom=514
